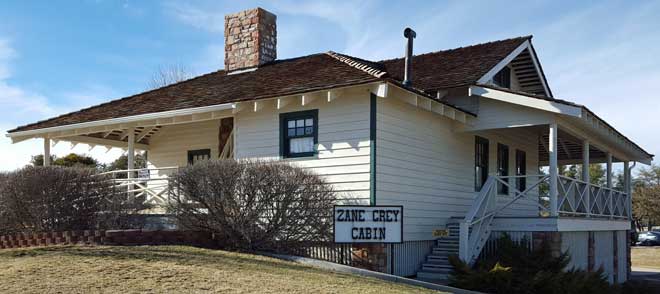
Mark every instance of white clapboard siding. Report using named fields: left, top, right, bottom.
left=561, top=231, right=589, bottom=271
left=148, top=119, right=221, bottom=169
left=467, top=98, right=554, bottom=131
left=616, top=230, right=627, bottom=283
left=235, top=89, right=372, bottom=205
left=375, top=95, right=542, bottom=241
left=478, top=127, right=541, bottom=217
left=375, top=96, right=475, bottom=241
left=594, top=231, right=615, bottom=283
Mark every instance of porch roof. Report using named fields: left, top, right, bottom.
left=470, top=85, right=654, bottom=164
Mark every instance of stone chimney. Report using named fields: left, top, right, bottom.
left=224, top=8, right=277, bottom=72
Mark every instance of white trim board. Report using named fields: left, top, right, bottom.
left=470, top=85, right=582, bottom=117
left=7, top=103, right=235, bottom=140
left=491, top=217, right=631, bottom=232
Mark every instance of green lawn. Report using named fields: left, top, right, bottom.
left=0, top=245, right=445, bottom=294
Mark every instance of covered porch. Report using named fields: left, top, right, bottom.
left=457, top=86, right=653, bottom=265
left=6, top=103, right=238, bottom=207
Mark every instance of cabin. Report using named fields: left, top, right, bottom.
left=6, top=7, right=653, bottom=284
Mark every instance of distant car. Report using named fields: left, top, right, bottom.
left=637, top=231, right=660, bottom=246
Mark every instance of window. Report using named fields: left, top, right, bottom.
left=280, top=110, right=318, bottom=158
left=497, top=143, right=509, bottom=194
left=515, top=150, right=527, bottom=192
left=475, top=136, right=489, bottom=191
left=493, top=66, right=511, bottom=88
left=188, top=149, right=211, bottom=165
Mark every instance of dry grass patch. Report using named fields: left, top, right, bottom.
left=632, top=246, right=660, bottom=270
left=0, top=245, right=444, bottom=294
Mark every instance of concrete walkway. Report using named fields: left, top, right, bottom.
left=631, top=266, right=660, bottom=288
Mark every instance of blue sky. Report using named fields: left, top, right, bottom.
left=1, top=0, right=659, bottom=170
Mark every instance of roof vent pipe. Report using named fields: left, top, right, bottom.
left=403, top=27, right=417, bottom=87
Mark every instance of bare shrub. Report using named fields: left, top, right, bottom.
left=167, top=159, right=336, bottom=251
left=0, top=166, right=149, bottom=234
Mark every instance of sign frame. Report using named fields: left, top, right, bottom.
left=333, top=205, right=404, bottom=244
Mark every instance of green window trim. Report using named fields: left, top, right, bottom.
left=279, top=109, right=319, bottom=158
left=475, top=136, right=489, bottom=191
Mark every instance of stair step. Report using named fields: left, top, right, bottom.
left=422, top=260, right=453, bottom=268
left=420, top=266, right=454, bottom=273
left=423, top=262, right=453, bottom=269
left=424, top=259, right=451, bottom=266
left=435, top=244, right=458, bottom=249
left=432, top=249, right=458, bottom=254
left=427, top=255, right=450, bottom=260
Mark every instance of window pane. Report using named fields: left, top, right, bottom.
left=305, top=118, right=313, bottom=126
left=296, top=128, right=304, bottom=136
left=497, top=144, right=509, bottom=194
left=288, top=128, right=296, bottom=137
left=296, top=119, right=305, bottom=127
left=290, top=137, right=314, bottom=154
left=288, top=120, right=296, bottom=128
left=305, top=126, right=313, bottom=135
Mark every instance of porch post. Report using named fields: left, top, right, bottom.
left=606, top=153, right=613, bottom=218
left=606, top=153, right=613, bottom=188
left=549, top=123, right=559, bottom=217
left=127, top=127, right=135, bottom=178
left=623, top=161, right=631, bottom=218
left=43, top=137, right=51, bottom=167
left=582, top=140, right=590, bottom=216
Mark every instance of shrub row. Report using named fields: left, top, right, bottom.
left=0, top=166, right=149, bottom=235
left=167, top=159, right=336, bottom=251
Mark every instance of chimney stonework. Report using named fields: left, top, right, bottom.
left=224, top=8, right=276, bottom=72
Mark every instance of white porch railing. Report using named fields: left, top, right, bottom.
left=100, top=167, right=179, bottom=206
left=459, top=174, right=630, bottom=265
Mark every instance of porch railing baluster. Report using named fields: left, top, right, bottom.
left=460, top=173, right=628, bottom=266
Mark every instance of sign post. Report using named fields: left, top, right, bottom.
left=333, top=205, right=403, bottom=244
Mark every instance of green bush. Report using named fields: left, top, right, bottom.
left=449, top=234, right=612, bottom=294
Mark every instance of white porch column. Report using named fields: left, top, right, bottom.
left=43, top=137, right=51, bottom=167
left=582, top=140, right=590, bottom=216
left=549, top=123, right=559, bottom=217
left=606, top=153, right=613, bottom=188
left=606, top=153, right=613, bottom=218
left=624, top=161, right=631, bottom=218
left=127, top=127, right=135, bottom=178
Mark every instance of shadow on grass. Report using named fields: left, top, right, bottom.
left=0, top=245, right=312, bottom=273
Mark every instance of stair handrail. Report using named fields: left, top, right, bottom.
left=459, top=174, right=549, bottom=265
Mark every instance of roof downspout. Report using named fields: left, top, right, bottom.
left=403, top=27, right=416, bottom=87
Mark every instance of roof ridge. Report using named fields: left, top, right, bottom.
left=378, top=35, right=532, bottom=63
left=325, top=51, right=388, bottom=78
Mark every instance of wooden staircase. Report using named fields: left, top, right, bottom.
left=415, top=223, right=460, bottom=284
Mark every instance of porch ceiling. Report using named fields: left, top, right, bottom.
left=85, top=126, right=163, bottom=145
left=538, top=128, right=617, bottom=164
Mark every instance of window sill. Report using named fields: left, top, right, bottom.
left=282, top=153, right=318, bottom=160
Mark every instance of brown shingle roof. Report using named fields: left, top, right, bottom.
left=9, top=36, right=531, bottom=133
left=380, top=36, right=531, bottom=91
left=10, top=54, right=379, bottom=132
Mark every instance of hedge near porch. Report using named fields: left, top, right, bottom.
left=0, top=166, right=149, bottom=235
left=167, top=159, right=336, bottom=252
